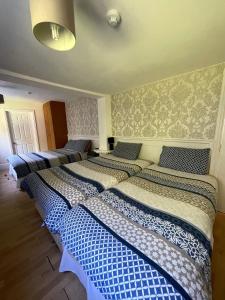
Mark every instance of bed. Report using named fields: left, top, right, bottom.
left=7, top=139, right=91, bottom=187
left=21, top=153, right=150, bottom=233
left=58, top=163, right=217, bottom=300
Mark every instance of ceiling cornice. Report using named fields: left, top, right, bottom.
left=0, top=68, right=107, bottom=98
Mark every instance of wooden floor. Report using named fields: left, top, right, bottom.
left=0, top=172, right=86, bottom=300
left=0, top=171, right=225, bottom=300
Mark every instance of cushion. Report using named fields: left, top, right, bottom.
left=64, top=140, right=91, bottom=153
left=112, top=142, right=142, bottom=160
left=159, top=146, right=210, bottom=175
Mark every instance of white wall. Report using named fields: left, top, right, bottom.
left=213, top=69, right=225, bottom=212
left=98, top=96, right=112, bottom=151
left=0, top=96, right=47, bottom=170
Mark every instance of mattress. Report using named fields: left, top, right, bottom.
left=58, top=164, right=217, bottom=300
left=21, top=154, right=150, bottom=233
left=7, top=148, right=85, bottom=181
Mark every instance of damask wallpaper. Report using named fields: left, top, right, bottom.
left=112, top=63, right=225, bottom=140
left=66, top=97, right=99, bottom=137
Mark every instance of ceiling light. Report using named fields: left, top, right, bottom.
left=29, top=0, right=76, bottom=51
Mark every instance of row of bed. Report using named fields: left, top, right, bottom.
left=8, top=140, right=217, bottom=300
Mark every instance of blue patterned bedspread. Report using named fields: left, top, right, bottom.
left=21, top=154, right=150, bottom=233
left=7, top=148, right=83, bottom=179
left=58, top=164, right=217, bottom=300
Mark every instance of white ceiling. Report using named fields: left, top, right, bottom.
left=0, top=0, right=225, bottom=95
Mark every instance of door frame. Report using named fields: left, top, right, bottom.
left=4, top=109, right=40, bottom=154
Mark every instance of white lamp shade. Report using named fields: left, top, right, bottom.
left=29, top=0, right=76, bottom=51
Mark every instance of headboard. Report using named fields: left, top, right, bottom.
left=68, top=135, right=99, bottom=150
left=114, top=137, right=215, bottom=174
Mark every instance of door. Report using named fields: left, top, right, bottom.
left=6, top=110, right=39, bottom=154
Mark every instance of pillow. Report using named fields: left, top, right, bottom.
left=112, top=142, right=142, bottom=160
left=159, top=146, right=210, bottom=175
left=64, top=140, right=91, bottom=153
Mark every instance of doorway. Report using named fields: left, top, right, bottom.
left=6, top=110, right=39, bottom=154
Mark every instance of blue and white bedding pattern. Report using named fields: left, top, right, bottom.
left=21, top=154, right=150, bottom=233
left=58, top=164, right=217, bottom=300
left=7, top=148, right=84, bottom=179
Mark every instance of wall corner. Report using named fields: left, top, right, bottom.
left=97, top=95, right=112, bottom=151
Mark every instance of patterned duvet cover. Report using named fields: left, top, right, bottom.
left=58, top=164, right=217, bottom=300
left=7, top=148, right=83, bottom=179
left=21, top=154, right=150, bottom=233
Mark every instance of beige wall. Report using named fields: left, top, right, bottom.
left=111, top=63, right=225, bottom=140
left=0, top=96, right=47, bottom=168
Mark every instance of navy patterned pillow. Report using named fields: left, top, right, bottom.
left=64, top=140, right=91, bottom=152
left=112, top=142, right=142, bottom=160
left=159, top=146, right=210, bottom=175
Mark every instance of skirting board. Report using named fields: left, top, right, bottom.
left=68, top=135, right=99, bottom=149
left=114, top=136, right=215, bottom=174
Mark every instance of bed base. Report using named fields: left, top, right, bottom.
left=34, top=202, right=63, bottom=252
left=8, top=164, right=25, bottom=188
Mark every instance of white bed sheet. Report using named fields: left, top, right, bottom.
left=59, top=248, right=105, bottom=300
left=9, top=164, right=25, bottom=188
